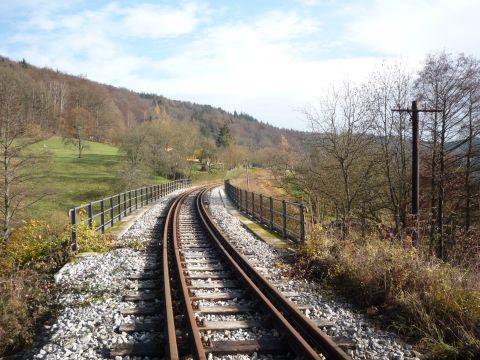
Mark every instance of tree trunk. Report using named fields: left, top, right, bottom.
left=3, top=143, right=11, bottom=240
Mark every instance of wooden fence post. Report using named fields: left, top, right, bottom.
left=282, top=200, right=287, bottom=238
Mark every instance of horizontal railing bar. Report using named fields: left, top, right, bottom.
left=69, top=179, right=192, bottom=252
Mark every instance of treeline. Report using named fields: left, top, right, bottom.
left=0, top=56, right=305, bottom=148
left=0, top=55, right=304, bottom=150
left=273, top=52, right=480, bottom=264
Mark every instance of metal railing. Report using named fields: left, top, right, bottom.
left=224, top=180, right=306, bottom=242
left=69, top=179, right=192, bottom=251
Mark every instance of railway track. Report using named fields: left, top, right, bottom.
left=111, top=186, right=351, bottom=359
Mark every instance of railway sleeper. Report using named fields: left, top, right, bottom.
left=186, top=272, right=231, bottom=279
left=198, top=319, right=267, bottom=331
left=127, top=280, right=162, bottom=289
left=118, top=321, right=162, bottom=333
left=191, top=290, right=247, bottom=301
left=197, top=304, right=255, bottom=314
left=123, top=291, right=162, bottom=301
left=120, top=305, right=163, bottom=316
left=110, top=342, right=162, bottom=357
left=206, top=338, right=290, bottom=356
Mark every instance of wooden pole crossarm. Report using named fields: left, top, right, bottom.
left=390, top=101, right=443, bottom=247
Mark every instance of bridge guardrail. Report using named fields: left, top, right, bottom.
left=69, top=179, right=192, bottom=252
left=224, top=180, right=306, bottom=243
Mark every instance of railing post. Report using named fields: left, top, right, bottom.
left=245, top=190, right=248, bottom=215
left=110, top=197, right=114, bottom=226
left=260, top=194, right=263, bottom=224
left=282, top=200, right=287, bottom=238
left=128, top=191, right=132, bottom=213
left=87, top=202, right=93, bottom=228
left=123, top=193, right=127, bottom=216
left=100, top=199, right=105, bottom=233
left=118, top=194, right=122, bottom=221
left=239, top=190, right=243, bottom=212
left=140, top=188, right=143, bottom=207
left=300, top=204, right=306, bottom=242
left=251, top=192, right=255, bottom=219
left=70, top=208, right=77, bottom=253
left=269, top=196, right=274, bottom=229
left=135, top=189, right=138, bottom=209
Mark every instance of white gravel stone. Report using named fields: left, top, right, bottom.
left=24, top=190, right=184, bottom=360
left=208, top=187, right=421, bottom=360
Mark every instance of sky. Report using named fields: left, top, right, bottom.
left=1, top=0, right=479, bottom=130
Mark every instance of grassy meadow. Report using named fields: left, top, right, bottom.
left=26, top=137, right=167, bottom=226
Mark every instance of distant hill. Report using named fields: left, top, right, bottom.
left=1, top=55, right=305, bottom=150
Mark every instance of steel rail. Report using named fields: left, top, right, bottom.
left=163, top=191, right=186, bottom=360
left=195, top=187, right=325, bottom=359
left=168, top=187, right=207, bottom=360
left=198, top=186, right=351, bottom=360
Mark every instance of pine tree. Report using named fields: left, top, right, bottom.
left=216, top=121, right=232, bottom=148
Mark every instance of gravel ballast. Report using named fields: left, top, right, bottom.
left=24, top=191, right=183, bottom=360
left=208, top=187, right=421, bottom=360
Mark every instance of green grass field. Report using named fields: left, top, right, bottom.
left=26, top=137, right=167, bottom=225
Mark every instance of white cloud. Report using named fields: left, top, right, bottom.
left=5, top=1, right=467, bottom=130
left=348, top=0, right=480, bottom=56
left=120, top=2, right=207, bottom=38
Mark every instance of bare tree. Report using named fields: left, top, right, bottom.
left=304, top=83, right=381, bottom=237
left=416, top=52, right=479, bottom=258
left=367, top=61, right=414, bottom=238
left=0, top=67, right=49, bottom=240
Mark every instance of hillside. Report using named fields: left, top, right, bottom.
left=0, top=55, right=305, bottom=150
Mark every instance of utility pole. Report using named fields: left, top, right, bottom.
left=392, top=100, right=442, bottom=246
left=245, top=160, right=250, bottom=190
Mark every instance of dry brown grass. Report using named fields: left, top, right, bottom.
left=0, top=220, right=69, bottom=357
left=231, top=168, right=289, bottom=198
left=296, top=226, right=480, bottom=359
left=0, top=271, right=57, bottom=356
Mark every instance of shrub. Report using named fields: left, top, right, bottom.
left=0, top=220, right=69, bottom=273
left=74, top=222, right=113, bottom=253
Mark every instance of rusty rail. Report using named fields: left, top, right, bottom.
left=198, top=187, right=351, bottom=360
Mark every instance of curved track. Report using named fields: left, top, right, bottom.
left=110, top=185, right=351, bottom=359
left=162, top=186, right=351, bottom=359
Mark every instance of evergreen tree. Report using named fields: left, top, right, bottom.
left=216, top=121, right=232, bottom=148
